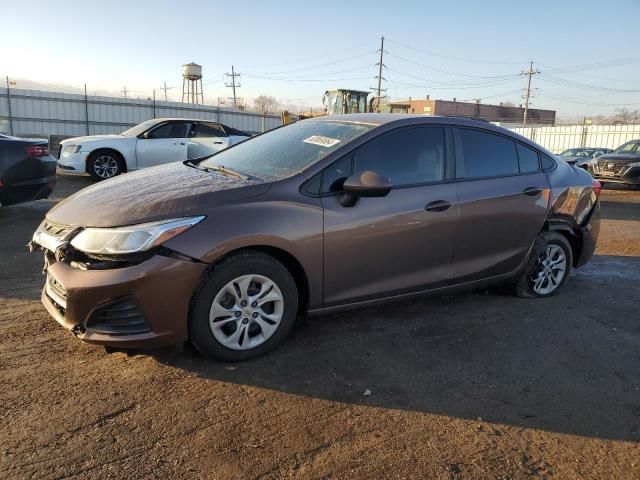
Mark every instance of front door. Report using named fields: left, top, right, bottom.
left=451, top=127, right=550, bottom=283
left=136, top=121, right=191, bottom=168
left=322, top=125, right=458, bottom=307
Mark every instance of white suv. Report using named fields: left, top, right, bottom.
left=57, top=118, right=250, bottom=180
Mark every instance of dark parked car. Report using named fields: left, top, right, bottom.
left=592, top=140, right=640, bottom=187
left=31, top=115, right=601, bottom=360
left=0, top=134, right=56, bottom=206
left=558, top=147, right=612, bottom=170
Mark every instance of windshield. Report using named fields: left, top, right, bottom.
left=615, top=142, right=639, bottom=153
left=121, top=119, right=163, bottom=137
left=560, top=149, right=579, bottom=156
left=198, top=120, right=372, bottom=179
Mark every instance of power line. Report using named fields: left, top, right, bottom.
left=538, top=73, right=640, bottom=93
left=385, top=38, right=525, bottom=65
left=253, top=51, right=377, bottom=75
left=386, top=52, right=520, bottom=79
left=242, top=42, right=372, bottom=69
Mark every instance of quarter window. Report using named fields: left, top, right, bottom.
left=458, top=128, right=519, bottom=178
left=516, top=143, right=540, bottom=173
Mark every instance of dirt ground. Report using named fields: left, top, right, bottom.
left=1, top=175, right=639, bottom=479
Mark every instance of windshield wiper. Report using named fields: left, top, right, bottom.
left=204, top=164, right=252, bottom=180
left=184, top=160, right=207, bottom=171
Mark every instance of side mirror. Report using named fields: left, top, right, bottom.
left=339, top=170, right=391, bottom=207
left=142, top=132, right=152, bottom=139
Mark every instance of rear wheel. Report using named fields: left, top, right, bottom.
left=189, top=251, right=298, bottom=361
left=87, top=150, right=124, bottom=180
left=514, top=232, right=573, bottom=298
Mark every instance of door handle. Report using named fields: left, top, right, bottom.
left=424, top=200, right=451, bottom=212
left=213, top=141, right=224, bottom=144
left=174, top=142, right=186, bottom=146
left=522, top=186, right=544, bottom=196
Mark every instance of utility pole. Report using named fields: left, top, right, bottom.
left=162, top=81, right=168, bottom=101
left=121, top=86, right=129, bottom=99
left=372, top=36, right=386, bottom=112
left=521, top=61, right=540, bottom=126
left=225, top=65, right=241, bottom=109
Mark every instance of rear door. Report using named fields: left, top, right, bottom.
left=322, top=125, right=458, bottom=306
left=451, top=127, right=549, bottom=283
left=187, top=122, right=231, bottom=159
left=135, top=121, right=190, bottom=168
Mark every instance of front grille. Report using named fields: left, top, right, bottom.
left=86, top=297, right=150, bottom=335
left=597, top=159, right=630, bottom=176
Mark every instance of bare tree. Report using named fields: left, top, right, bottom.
left=613, top=108, right=640, bottom=125
left=254, top=95, right=277, bottom=115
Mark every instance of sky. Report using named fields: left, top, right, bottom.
left=1, top=0, right=639, bottom=118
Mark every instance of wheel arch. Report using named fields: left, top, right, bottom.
left=194, top=245, right=311, bottom=314
left=542, top=217, right=582, bottom=267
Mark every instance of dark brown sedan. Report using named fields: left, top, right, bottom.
left=31, top=114, right=601, bottom=360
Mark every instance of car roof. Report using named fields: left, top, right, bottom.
left=308, top=113, right=559, bottom=158
left=309, top=113, right=497, bottom=127
left=152, top=117, right=218, bottom=123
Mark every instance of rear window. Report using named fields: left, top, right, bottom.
left=458, top=128, right=518, bottom=178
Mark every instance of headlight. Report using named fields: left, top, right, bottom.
left=63, top=144, right=82, bottom=154
left=70, top=216, right=205, bottom=255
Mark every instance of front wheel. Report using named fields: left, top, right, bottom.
left=189, top=251, right=298, bottom=361
left=87, top=151, right=124, bottom=180
left=514, top=232, right=573, bottom=298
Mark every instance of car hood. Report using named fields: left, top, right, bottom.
left=597, top=153, right=640, bottom=162
left=46, top=162, right=271, bottom=227
left=61, top=134, right=126, bottom=144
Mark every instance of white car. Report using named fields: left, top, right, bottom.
left=57, top=118, right=251, bottom=180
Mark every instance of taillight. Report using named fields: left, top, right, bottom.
left=25, top=145, right=49, bottom=157
left=592, top=179, right=602, bottom=200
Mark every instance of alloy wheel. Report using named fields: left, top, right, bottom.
left=530, top=244, right=567, bottom=295
left=209, top=274, right=284, bottom=350
left=93, top=155, right=118, bottom=178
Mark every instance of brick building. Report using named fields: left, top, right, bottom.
left=388, top=97, right=556, bottom=125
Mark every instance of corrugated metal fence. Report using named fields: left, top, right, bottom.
left=0, top=87, right=281, bottom=138
left=508, top=124, right=640, bottom=153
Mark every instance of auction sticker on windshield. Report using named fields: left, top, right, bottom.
left=303, top=135, right=341, bottom=148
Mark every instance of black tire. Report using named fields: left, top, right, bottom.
left=513, top=231, right=573, bottom=298
left=189, top=251, right=298, bottom=361
left=87, top=150, right=124, bottom=180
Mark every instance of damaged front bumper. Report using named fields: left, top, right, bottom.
left=31, top=220, right=207, bottom=349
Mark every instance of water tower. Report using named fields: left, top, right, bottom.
left=182, top=62, right=204, bottom=104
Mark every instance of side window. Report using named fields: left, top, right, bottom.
left=457, top=128, right=519, bottom=178
left=148, top=122, right=190, bottom=139
left=195, top=123, right=227, bottom=138
left=354, top=126, right=446, bottom=186
left=516, top=143, right=540, bottom=173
